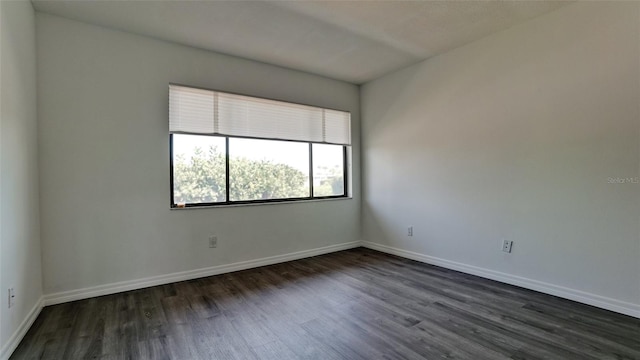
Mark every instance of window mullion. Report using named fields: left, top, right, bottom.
left=343, top=145, right=348, bottom=197
left=225, top=137, right=230, bottom=202
left=169, top=134, right=175, bottom=206
left=309, top=143, right=314, bottom=198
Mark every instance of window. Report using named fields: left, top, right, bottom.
left=169, top=85, right=351, bottom=207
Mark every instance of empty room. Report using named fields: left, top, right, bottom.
left=1, top=0, right=639, bottom=359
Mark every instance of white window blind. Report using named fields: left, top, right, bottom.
left=169, top=85, right=351, bottom=145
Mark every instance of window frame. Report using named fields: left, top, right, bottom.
left=169, top=133, right=349, bottom=208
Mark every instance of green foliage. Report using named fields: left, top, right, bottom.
left=173, top=145, right=310, bottom=203
left=174, top=145, right=345, bottom=204
left=229, top=157, right=309, bottom=201
left=173, top=146, right=226, bottom=204
left=312, top=165, right=344, bottom=197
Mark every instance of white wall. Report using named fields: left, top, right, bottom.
left=362, top=1, right=640, bottom=316
left=0, top=0, right=43, bottom=357
left=37, top=14, right=360, bottom=297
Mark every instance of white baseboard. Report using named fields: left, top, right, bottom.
left=0, top=296, right=44, bottom=360
left=362, top=241, right=640, bottom=319
left=43, top=241, right=362, bottom=306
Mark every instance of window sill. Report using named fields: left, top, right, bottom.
left=170, top=196, right=352, bottom=210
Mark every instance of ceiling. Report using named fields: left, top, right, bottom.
left=32, top=0, right=571, bottom=84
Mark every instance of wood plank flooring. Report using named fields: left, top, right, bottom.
left=10, top=248, right=640, bottom=359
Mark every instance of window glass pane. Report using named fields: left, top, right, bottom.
left=229, top=138, right=310, bottom=201
left=313, top=144, right=345, bottom=197
left=172, top=134, right=226, bottom=204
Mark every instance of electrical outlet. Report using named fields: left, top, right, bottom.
left=8, top=288, right=15, bottom=308
left=408, top=226, right=413, bottom=237
left=502, top=240, right=513, bottom=253
left=209, top=235, right=217, bottom=248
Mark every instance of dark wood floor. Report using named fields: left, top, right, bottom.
left=11, top=248, right=640, bottom=360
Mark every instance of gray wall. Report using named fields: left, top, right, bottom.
left=36, top=13, right=360, bottom=296
left=361, top=2, right=639, bottom=315
left=0, top=0, right=43, bottom=356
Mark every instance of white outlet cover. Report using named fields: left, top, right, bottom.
left=502, top=240, right=513, bottom=253
left=8, top=288, right=15, bottom=308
